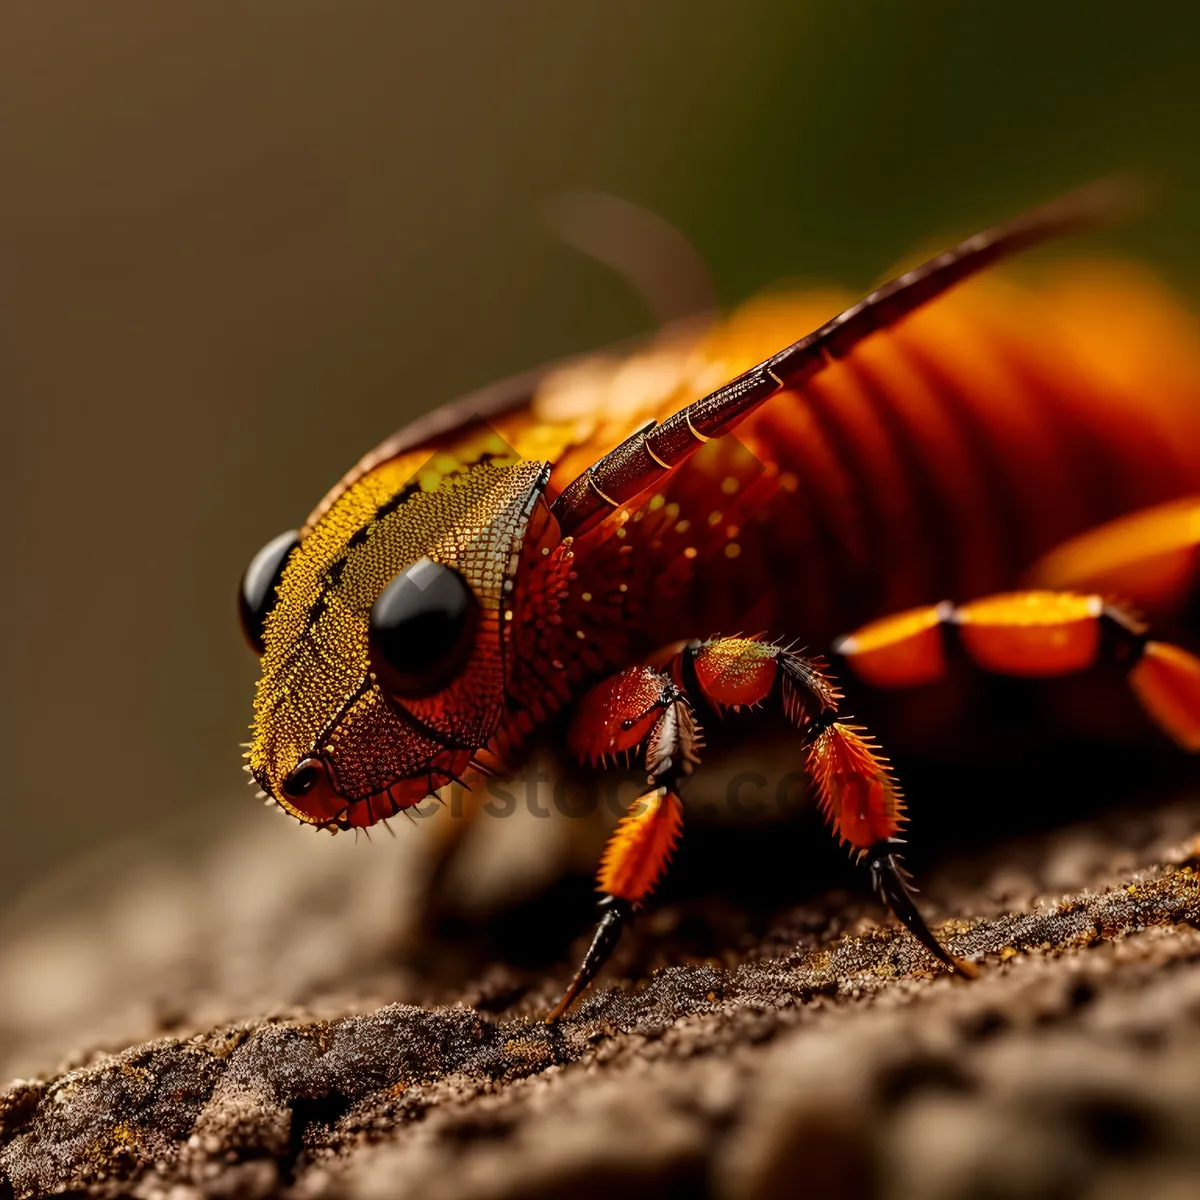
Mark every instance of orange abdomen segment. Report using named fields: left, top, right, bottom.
left=1027, top=496, right=1200, bottom=621
left=592, top=272, right=1200, bottom=648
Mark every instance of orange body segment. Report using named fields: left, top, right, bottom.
left=597, top=788, right=685, bottom=904
left=1026, top=496, right=1200, bottom=620
left=953, top=591, right=1102, bottom=677
left=691, top=636, right=779, bottom=709
left=1129, top=641, right=1200, bottom=753
left=804, top=723, right=906, bottom=849
left=837, top=604, right=948, bottom=688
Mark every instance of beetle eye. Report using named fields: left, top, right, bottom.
left=239, top=529, right=300, bottom=653
left=368, top=558, right=479, bottom=698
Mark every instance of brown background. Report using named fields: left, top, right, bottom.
left=4, top=1, right=1200, bottom=907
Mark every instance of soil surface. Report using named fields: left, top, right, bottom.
left=3, top=748, right=1200, bottom=1200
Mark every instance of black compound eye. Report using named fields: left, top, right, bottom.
left=282, top=756, right=327, bottom=800
left=239, top=529, right=300, bottom=654
left=368, top=558, right=479, bottom=698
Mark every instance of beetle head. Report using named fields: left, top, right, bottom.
left=245, top=441, right=551, bottom=828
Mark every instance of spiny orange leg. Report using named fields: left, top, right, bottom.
left=836, top=590, right=1200, bottom=753
left=683, top=636, right=976, bottom=977
left=546, top=667, right=699, bottom=1021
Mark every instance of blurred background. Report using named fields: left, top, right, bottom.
left=3, top=1, right=1200, bottom=1031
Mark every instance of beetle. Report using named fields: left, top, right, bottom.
left=240, top=182, right=1200, bottom=1020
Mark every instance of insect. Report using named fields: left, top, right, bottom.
left=241, top=182, right=1200, bottom=1020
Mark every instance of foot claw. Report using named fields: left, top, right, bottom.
left=948, top=954, right=980, bottom=979
left=544, top=897, right=630, bottom=1023
left=868, top=847, right=976, bottom=978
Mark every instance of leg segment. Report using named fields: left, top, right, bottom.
left=550, top=639, right=973, bottom=1021
left=547, top=668, right=697, bottom=1021
left=554, top=582, right=1200, bottom=1018
left=835, top=590, right=1200, bottom=751
left=544, top=894, right=632, bottom=1023
left=686, top=637, right=975, bottom=976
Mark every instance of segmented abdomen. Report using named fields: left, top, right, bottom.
left=554, top=266, right=1200, bottom=649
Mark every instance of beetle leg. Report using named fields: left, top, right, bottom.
left=544, top=894, right=633, bottom=1024
left=545, top=785, right=685, bottom=1022
left=867, top=846, right=965, bottom=975
left=836, top=591, right=1200, bottom=752
left=683, top=636, right=976, bottom=976
left=548, top=667, right=699, bottom=1021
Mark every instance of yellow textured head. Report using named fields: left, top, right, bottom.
left=246, top=437, right=550, bottom=828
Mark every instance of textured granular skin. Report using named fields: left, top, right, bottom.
left=3, top=785, right=1200, bottom=1200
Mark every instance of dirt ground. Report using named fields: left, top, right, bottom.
left=4, top=744, right=1200, bottom=1200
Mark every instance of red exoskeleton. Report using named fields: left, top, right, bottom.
left=241, top=183, right=1200, bottom=1020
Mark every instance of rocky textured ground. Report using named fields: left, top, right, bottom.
left=3, top=747, right=1200, bottom=1200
